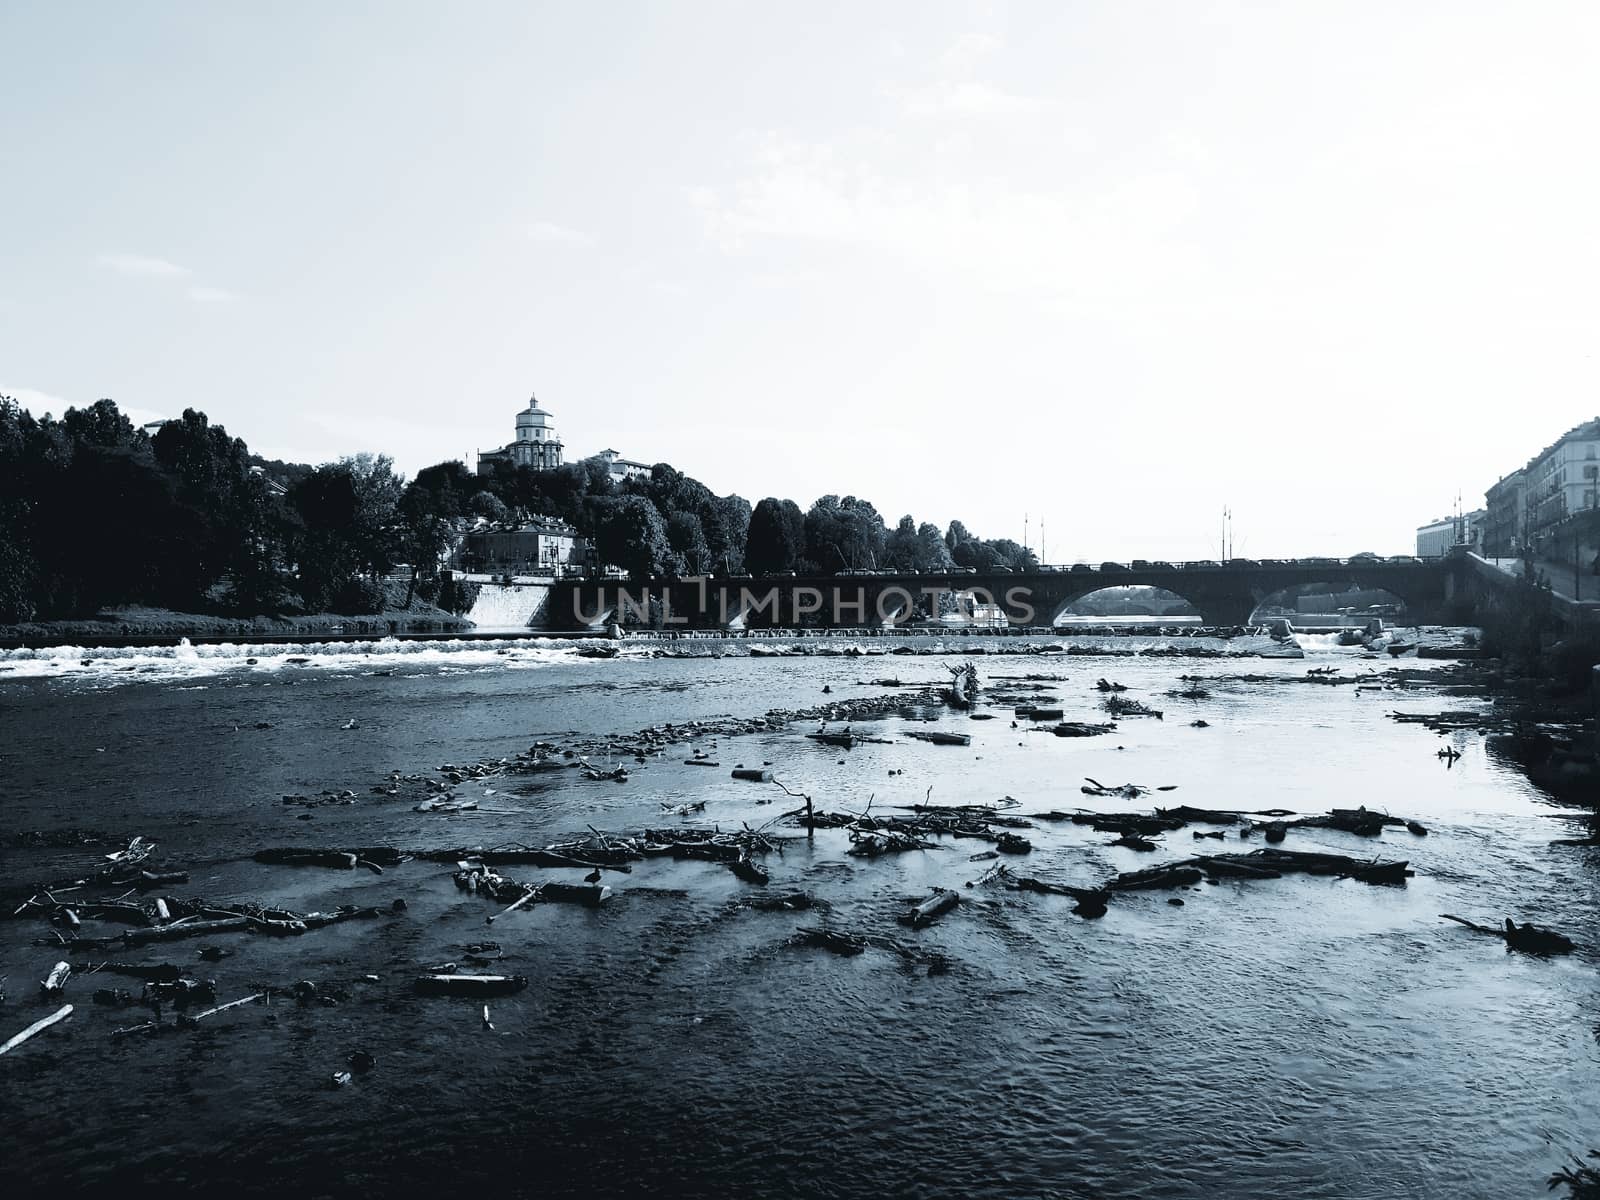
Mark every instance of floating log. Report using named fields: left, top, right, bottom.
left=1215, top=848, right=1411, bottom=884
left=75, top=901, right=155, bottom=925
left=123, top=917, right=250, bottom=946
left=793, top=927, right=867, bottom=956
left=1155, top=805, right=1269, bottom=825
left=684, top=758, right=720, bottom=767
left=1194, top=855, right=1281, bottom=879
left=1441, top=914, right=1575, bottom=954
left=1103, top=696, right=1162, bottom=719
left=414, top=974, right=529, bottom=997
left=731, top=768, right=774, bottom=782
left=1111, top=835, right=1159, bottom=851
left=1071, top=813, right=1185, bottom=836
left=899, top=888, right=960, bottom=927
left=906, top=731, right=972, bottom=747
left=1053, top=722, right=1117, bottom=738
left=1010, top=876, right=1109, bottom=905
left=807, top=731, right=858, bottom=748
left=1108, top=864, right=1204, bottom=891
left=40, top=961, right=71, bottom=997
left=455, top=864, right=610, bottom=908
left=486, top=890, right=538, bottom=924
left=994, top=832, right=1032, bottom=854
left=728, top=857, right=770, bottom=886
left=1082, top=778, right=1150, bottom=799
left=745, top=891, right=816, bottom=912
left=0, top=1004, right=73, bottom=1057
left=1295, top=807, right=1402, bottom=837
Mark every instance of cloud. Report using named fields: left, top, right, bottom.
left=187, top=285, right=239, bottom=304
left=892, top=79, right=1045, bottom=117
left=96, top=252, right=192, bottom=279
left=526, top=220, right=595, bottom=247
left=95, top=252, right=241, bottom=303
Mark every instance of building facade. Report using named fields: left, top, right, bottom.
left=1522, top=418, right=1600, bottom=543
left=1416, top=510, right=1484, bottom=558
left=591, top=448, right=652, bottom=482
left=1483, top=469, right=1525, bottom=558
left=477, top=394, right=563, bottom=476
left=458, top=517, right=585, bottom=575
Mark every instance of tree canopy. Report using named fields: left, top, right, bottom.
left=0, top=394, right=1048, bottom=625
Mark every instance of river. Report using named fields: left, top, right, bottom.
left=0, top=632, right=1595, bottom=1199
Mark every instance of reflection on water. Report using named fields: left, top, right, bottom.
left=0, top=636, right=1595, bottom=1199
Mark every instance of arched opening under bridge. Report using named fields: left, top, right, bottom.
left=1053, top=585, right=1201, bottom=627
left=1248, top=582, right=1408, bottom=627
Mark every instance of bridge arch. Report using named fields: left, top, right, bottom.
left=1051, top=584, right=1202, bottom=626
left=1248, top=581, right=1409, bottom=626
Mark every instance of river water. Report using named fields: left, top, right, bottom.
left=1, top=633, right=1596, bottom=1199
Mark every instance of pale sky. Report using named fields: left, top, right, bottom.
left=4, top=1, right=1599, bottom=560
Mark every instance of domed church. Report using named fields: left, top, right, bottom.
left=477, top=394, right=563, bottom=475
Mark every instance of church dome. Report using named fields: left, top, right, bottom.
left=515, top=394, right=556, bottom=433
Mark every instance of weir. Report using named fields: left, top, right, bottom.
left=463, top=580, right=552, bottom=632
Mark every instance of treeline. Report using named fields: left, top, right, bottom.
left=0, top=396, right=1037, bottom=624
left=0, top=398, right=441, bottom=623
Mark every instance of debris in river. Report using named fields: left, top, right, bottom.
left=1108, top=863, right=1205, bottom=891
left=793, top=927, right=867, bottom=956
left=255, top=847, right=408, bottom=871
left=661, top=800, right=708, bottom=816
left=1440, top=914, right=1574, bottom=955
left=0, top=1004, right=74, bottom=1057
left=906, top=730, right=972, bottom=747
left=40, top=960, right=71, bottom=997
left=728, top=856, right=770, bottom=886
left=454, top=863, right=610, bottom=909
left=1111, top=834, right=1159, bottom=851
left=1052, top=721, right=1117, bottom=737
left=946, top=661, right=982, bottom=708
left=414, top=973, right=529, bottom=997
left=1103, top=695, right=1163, bottom=719
left=898, top=888, right=960, bottom=928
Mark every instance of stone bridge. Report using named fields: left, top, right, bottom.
left=546, top=557, right=1456, bottom=631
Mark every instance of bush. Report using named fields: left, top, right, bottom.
left=332, top=576, right=386, bottom=615
left=435, top=576, right=480, bottom=615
